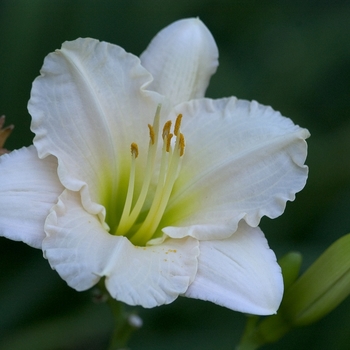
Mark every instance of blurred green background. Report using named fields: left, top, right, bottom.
left=1, top=0, right=350, bottom=349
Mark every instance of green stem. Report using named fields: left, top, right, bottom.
left=107, top=299, right=133, bottom=350
left=96, top=281, right=141, bottom=350
left=236, top=312, right=292, bottom=350
left=236, top=316, right=263, bottom=350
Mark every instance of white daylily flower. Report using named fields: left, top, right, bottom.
left=0, top=18, right=309, bottom=315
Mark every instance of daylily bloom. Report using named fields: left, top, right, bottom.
left=0, top=18, right=309, bottom=315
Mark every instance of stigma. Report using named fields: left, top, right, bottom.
left=115, top=105, right=185, bottom=246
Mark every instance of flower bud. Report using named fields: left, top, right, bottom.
left=282, top=233, right=350, bottom=326
left=278, top=251, right=303, bottom=290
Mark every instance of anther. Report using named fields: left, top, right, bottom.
left=162, top=121, right=172, bottom=140
left=148, top=124, right=155, bottom=145
left=174, top=114, right=183, bottom=136
left=166, top=133, right=173, bottom=153
left=178, top=133, right=185, bottom=156
left=131, top=142, right=139, bottom=158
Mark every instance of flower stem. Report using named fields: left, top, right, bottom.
left=107, top=299, right=134, bottom=350
left=96, top=281, right=142, bottom=350
left=236, top=312, right=292, bottom=350
left=236, top=316, right=263, bottom=350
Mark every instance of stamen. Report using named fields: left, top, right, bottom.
left=116, top=104, right=186, bottom=246
left=130, top=130, right=186, bottom=246
left=131, top=142, right=139, bottom=158
left=162, top=121, right=172, bottom=140
left=166, top=133, right=173, bottom=153
left=116, top=142, right=138, bottom=235
left=174, top=114, right=183, bottom=136
left=148, top=124, right=155, bottom=145
left=178, top=133, right=185, bottom=156
left=115, top=106, right=161, bottom=236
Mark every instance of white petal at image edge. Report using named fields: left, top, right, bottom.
left=0, top=146, right=63, bottom=248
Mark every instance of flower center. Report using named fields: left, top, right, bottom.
left=115, top=105, right=185, bottom=246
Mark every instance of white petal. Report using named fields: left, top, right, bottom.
left=0, top=146, right=63, bottom=248
left=44, top=190, right=199, bottom=308
left=162, top=97, right=309, bottom=240
left=140, top=18, right=219, bottom=105
left=28, top=38, right=166, bottom=221
left=184, top=222, right=283, bottom=315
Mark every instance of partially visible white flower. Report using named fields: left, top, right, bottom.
left=0, top=18, right=309, bottom=315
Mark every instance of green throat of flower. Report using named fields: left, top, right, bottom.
left=114, top=105, right=185, bottom=246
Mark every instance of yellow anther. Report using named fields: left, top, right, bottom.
left=148, top=124, right=155, bottom=145
left=166, top=133, right=173, bottom=152
left=178, top=133, right=185, bottom=156
left=131, top=142, right=139, bottom=158
left=162, top=121, right=172, bottom=140
left=174, top=114, right=183, bottom=136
